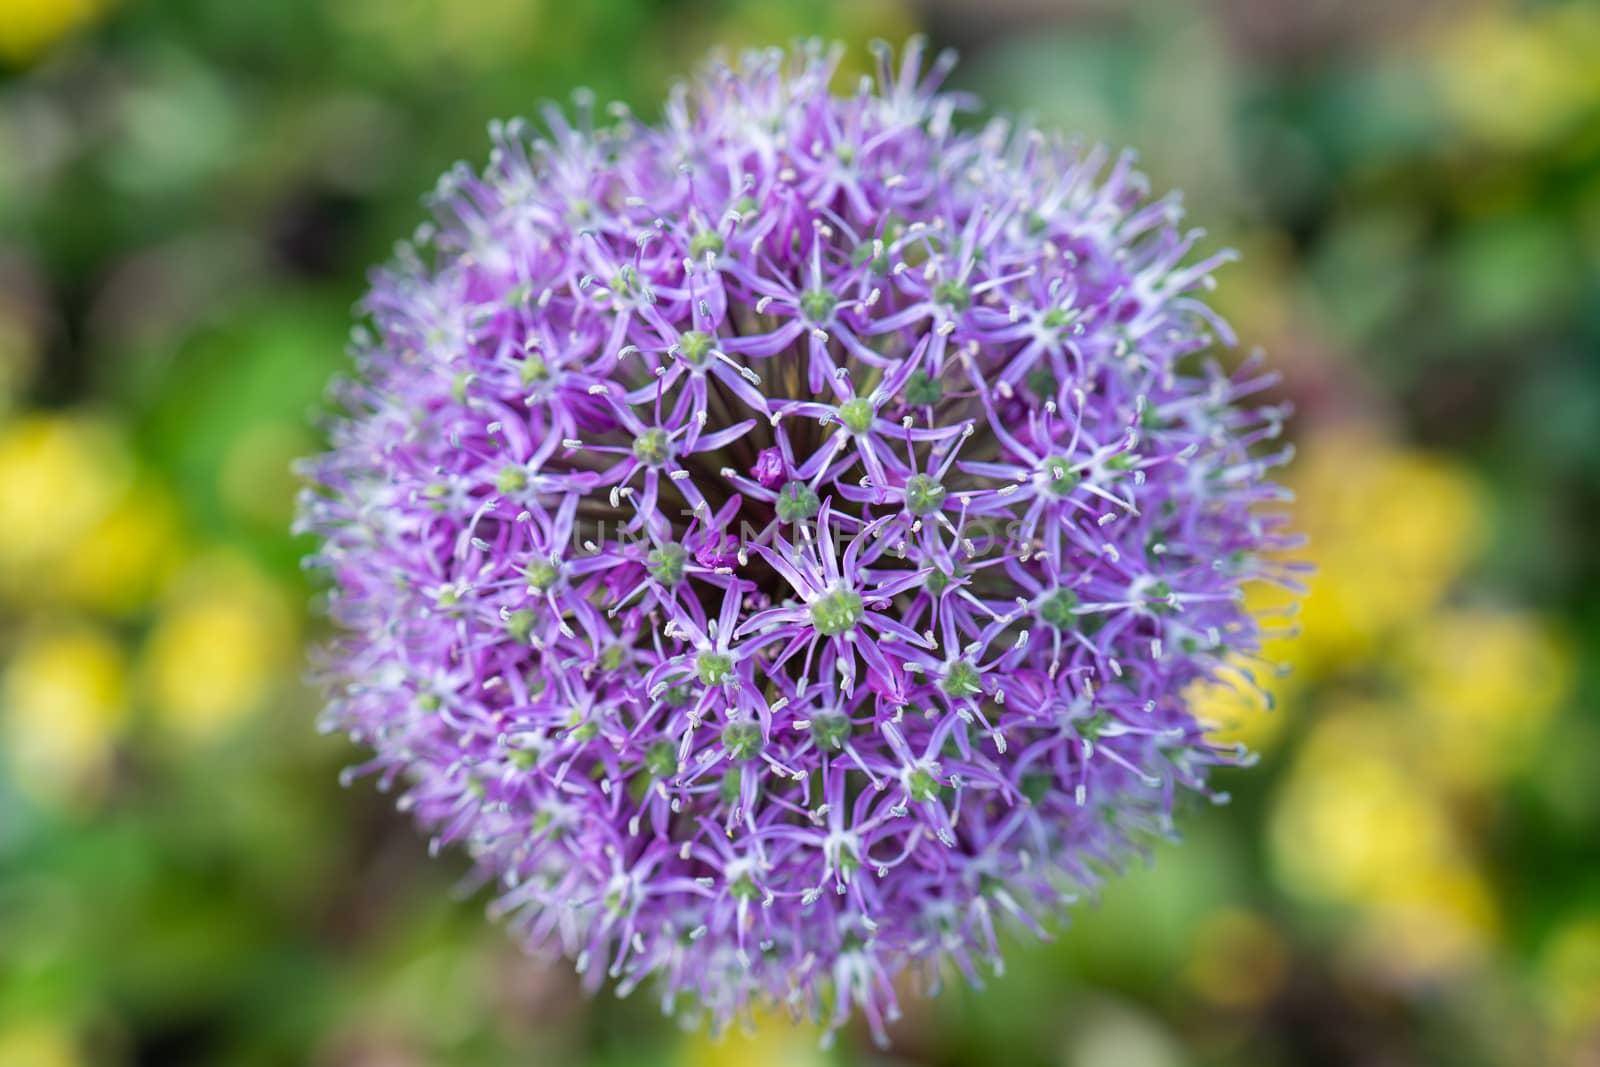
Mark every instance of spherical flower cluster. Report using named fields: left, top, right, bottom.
left=298, top=39, right=1298, bottom=1045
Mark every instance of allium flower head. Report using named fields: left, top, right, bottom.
left=299, top=38, right=1299, bottom=1045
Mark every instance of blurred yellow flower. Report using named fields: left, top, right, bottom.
left=0, top=1021, right=81, bottom=1067
left=57, top=479, right=185, bottom=616
left=1289, top=428, right=1485, bottom=671
left=1269, top=703, right=1464, bottom=905
left=0, top=413, right=186, bottom=614
left=0, top=413, right=133, bottom=603
left=1400, top=609, right=1572, bottom=791
left=0, top=0, right=108, bottom=68
left=1269, top=698, right=1506, bottom=985
left=2, top=622, right=128, bottom=805
left=678, top=1012, right=827, bottom=1067
left=1433, top=4, right=1600, bottom=151
left=1182, top=909, right=1289, bottom=1010
left=1249, top=426, right=1579, bottom=990
left=1348, top=865, right=1498, bottom=986
left=1187, top=654, right=1285, bottom=754
left=142, top=550, right=296, bottom=742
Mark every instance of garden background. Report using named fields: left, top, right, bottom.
left=1, top=0, right=1597, bottom=1064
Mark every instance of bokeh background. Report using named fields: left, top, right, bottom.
left=2, top=0, right=1598, bottom=1064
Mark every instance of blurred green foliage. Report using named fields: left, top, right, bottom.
left=1, top=0, right=1597, bottom=1064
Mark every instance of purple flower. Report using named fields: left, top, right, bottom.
left=298, top=38, right=1300, bottom=1046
